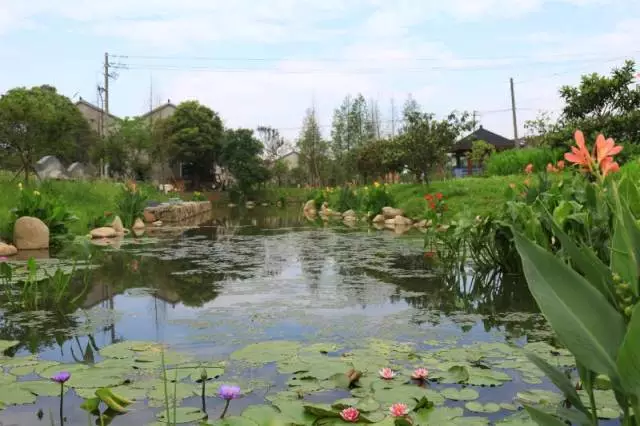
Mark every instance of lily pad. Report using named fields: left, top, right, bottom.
left=0, top=340, right=19, bottom=352
left=0, top=383, right=37, bottom=405
left=155, top=406, right=207, bottom=424
left=415, top=406, right=465, bottom=423
left=230, top=341, right=301, bottom=365
left=209, top=417, right=258, bottom=426
left=465, top=402, right=501, bottom=413
left=515, top=389, right=563, bottom=406
left=374, top=385, right=444, bottom=406
left=441, top=388, right=480, bottom=401
left=148, top=382, right=198, bottom=406
left=19, top=380, right=61, bottom=397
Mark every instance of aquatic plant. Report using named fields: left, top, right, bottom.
left=115, top=180, right=148, bottom=229
left=51, top=371, right=70, bottom=426
left=340, top=407, right=360, bottom=422
left=218, top=384, right=241, bottom=419
left=379, top=367, right=396, bottom=380
left=389, top=403, right=410, bottom=418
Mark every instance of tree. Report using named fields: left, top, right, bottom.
left=297, top=107, right=328, bottom=186
left=149, top=117, right=174, bottom=183
left=355, top=138, right=404, bottom=182
left=556, top=60, right=640, bottom=146
left=524, top=111, right=558, bottom=147
left=93, top=117, right=153, bottom=179
left=470, top=140, right=496, bottom=167
left=257, top=126, right=285, bottom=161
left=0, top=85, right=96, bottom=181
left=398, top=110, right=471, bottom=183
left=165, top=101, right=224, bottom=188
left=221, top=128, right=270, bottom=193
left=272, top=159, right=289, bottom=186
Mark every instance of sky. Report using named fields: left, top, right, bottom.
left=1, top=0, right=639, bottom=141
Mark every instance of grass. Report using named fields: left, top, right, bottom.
left=0, top=171, right=170, bottom=238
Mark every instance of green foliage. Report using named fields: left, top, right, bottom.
left=0, top=85, right=97, bottom=181
left=470, top=140, right=496, bottom=168
left=297, top=108, right=329, bottom=186
left=10, top=184, right=77, bottom=243
left=355, top=138, right=404, bottom=182
left=222, top=128, right=270, bottom=194
left=334, top=186, right=361, bottom=213
left=485, top=148, right=564, bottom=176
left=257, top=126, right=285, bottom=161
left=361, top=183, right=394, bottom=216
left=271, top=159, right=290, bottom=187
left=115, top=181, right=148, bottom=229
left=166, top=101, right=224, bottom=186
left=191, top=191, right=206, bottom=202
left=92, top=117, right=152, bottom=179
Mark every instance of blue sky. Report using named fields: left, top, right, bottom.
left=0, top=0, right=639, bottom=140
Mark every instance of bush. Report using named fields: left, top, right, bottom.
left=9, top=183, right=77, bottom=242
left=362, top=183, right=394, bottom=216
left=334, top=186, right=361, bottom=212
left=192, top=191, right=207, bottom=201
left=115, top=181, right=148, bottom=229
left=485, top=148, right=564, bottom=176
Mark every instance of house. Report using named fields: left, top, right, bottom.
left=449, top=126, right=518, bottom=177
left=140, top=100, right=177, bottom=125
left=277, top=151, right=300, bottom=169
left=75, top=98, right=120, bottom=137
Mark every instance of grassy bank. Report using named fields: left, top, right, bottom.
left=0, top=172, right=170, bottom=238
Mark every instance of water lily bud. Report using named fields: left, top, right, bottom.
left=200, top=368, right=208, bottom=381
left=625, top=306, right=633, bottom=317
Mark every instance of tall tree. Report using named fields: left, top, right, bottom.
left=222, top=128, right=270, bottom=193
left=399, top=110, right=471, bottom=183
left=0, top=85, right=96, bottom=181
left=297, top=107, right=328, bottom=186
left=257, top=126, right=285, bottom=161
left=165, top=101, right=224, bottom=188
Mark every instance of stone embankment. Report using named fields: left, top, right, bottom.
left=143, top=201, right=212, bottom=223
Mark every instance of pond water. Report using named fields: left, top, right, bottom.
left=0, top=208, right=610, bottom=425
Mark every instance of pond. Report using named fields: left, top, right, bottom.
left=0, top=208, right=612, bottom=425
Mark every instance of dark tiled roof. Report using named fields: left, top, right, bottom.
left=451, top=126, right=515, bottom=152
left=75, top=99, right=121, bottom=121
left=140, top=102, right=177, bottom=119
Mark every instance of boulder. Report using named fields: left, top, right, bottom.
left=372, top=214, right=385, bottom=224
left=414, top=219, right=428, bottom=228
left=133, top=218, right=145, bottom=230
left=0, top=243, right=18, bottom=256
left=246, top=201, right=256, bottom=209
left=34, top=156, right=69, bottom=180
left=90, top=227, right=117, bottom=239
left=132, top=228, right=145, bottom=237
left=342, top=210, right=357, bottom=218
left=152, top=221, right=163, bottom=227
left=394, top=215, right=413, bottom=226
left=14, top=217, right=49, bottom=250
left=382, top=207, right=404, bottom=219
left=143, top=210, right=157, bottom=223
left=111, top=216, right=125, bottom=234
left=303, top=199, right=316, bottom=212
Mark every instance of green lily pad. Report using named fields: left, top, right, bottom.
left=241, top=404, right=296, bottom=424
left=19, top=380, right=61, bottom=397
left=68, top=368, right=127, bottom=388
left=272, top=399, right=318, bottom=424
left=0, top=340, right=19, bottom=352
left=148, top=382, right=198, bottom=406
left=100, top=341, right=163, bottom=358
left=0, top=374, right=17, bottom=385
left=465, top=402, right=501, bottom=413
left=155, top=406, right=207, bottom=424
left=39, top=363, right=89, bottom=380
left=374, top=385, right=444, bottom=406
left=500, top=403, right=519, bottom=411
left=441, top=388, right=480, bottom=401
left=578, top=389, right=622, bottom=419
left=208, top=417, right=258, bottom=426
left=230, top=341, right=301, bottom=365
left=432, top=365, right=470, bottom=384
left=467, top=368, right=512, bottom=387
left=415, top=406, right=464, bottom=423
left=515, top=389, right=563, bottom=406
left=453, top=417, right=490, bottom=425
left=0, top=383, right=37, bottom=405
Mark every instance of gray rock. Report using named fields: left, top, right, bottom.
left=35, top=156, right=69, bottom=180
left=382, top=207, right=404, bottom=219
left=14, top=217, right=49, bottom=250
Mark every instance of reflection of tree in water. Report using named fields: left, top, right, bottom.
left=298, top=231, right=332, bottom=292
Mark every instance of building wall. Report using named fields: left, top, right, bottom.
left=280, top=152, right=300, bottom=169
left=76, top=102, right=119, bottom=136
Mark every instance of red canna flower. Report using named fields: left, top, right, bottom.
left=564, top=130, right=594, bottom=172
left=600, top=156, right=620, bottom=178
left=435, top=192, right=443, bottom=200
left=556, top=160, right=565, bottom=170
left=546, top=163, right=558, bottom=173
left=424, top=194, right=433, bottom=201
left=594, top=134, right=622, bottom=164
left=429, top=201, right=436, bottom=210
left=524, top=163, right=534, bottom=174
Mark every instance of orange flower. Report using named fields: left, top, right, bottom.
left=424, top=194, right=433, bottom=201
left=509, top=183, right=516, bottom=189
left=524, top=178, right=530, bottom=187
left=435, top=192, right=443, bottom=200
left=564, top=130, right=594, bottom=171
left=556, top=160, right=565, bottom=170
left=546, top=163, right=558, bottom=173
left=600, top=156, right=620, bottom=177
left=594, top=134, right=622, bottom=164
left=524, top=163, right=534, bottom=174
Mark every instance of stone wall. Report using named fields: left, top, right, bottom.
left=144, top=201, right=212, bottom=222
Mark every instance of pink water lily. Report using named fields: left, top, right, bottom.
left=390, top=403, right=410, bottom=417
left=379, top=367, right=396, bottom=380
left=340, top=407, right=360, bottom=422
left=411, top=368, right=429, bottom=380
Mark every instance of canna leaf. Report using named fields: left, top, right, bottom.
left=610, top=183, right=640, bottom=296
left=524, top=352, right=588, bottom=416
left=513, top=231, right=625, bottom=380
left=524, top=405, right=569, bottom=426
left=616, top=304, right=640, bottom=399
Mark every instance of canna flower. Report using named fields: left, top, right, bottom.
left=218, top=385, right=241, bottom=400
left=600, top=156, right=620, bottom=178
left=435, top=192, right=443, bottom=200
left=0, top=257, right=7, bottom=262
left=429, top=202, right=436, bottom=210
left=546, top=163, right=558, bottom=173
left=424, top=194, right=433, bottom=201
left=594, top=134, right=622, bottom=164
left=379, top=368, right=396, bottom=380
left=424, top=251, right=435, bottom=259
left=412, top=368, right=429, bottom=380
left=524, top=163, right=534, bottom=174
left=564, top=130, right=594, bottom=172
left=509, top=183, right=516, bottom=189
left=556, top=160, right=565, bottom=170
left=340, top=407, right=360, bottom=422
left=389, top=403, right=410, bottom=417
left=51, top=372, right=71, bottom=384
left=523, top=178, right=531, bottom=187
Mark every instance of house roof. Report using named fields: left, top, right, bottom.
left=450, top=126, right=515, bottom=152
left=75, top=98, right=121, bottom=121
left=278, top=151, right=300, bottom=159
left=140, top=101, right=177, bottom=119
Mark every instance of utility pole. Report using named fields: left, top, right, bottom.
left=390, top=98, right=396, bottom=138
left=510, top=78, right=519, bottom=148
left=472, top=110, right=479, bottom=130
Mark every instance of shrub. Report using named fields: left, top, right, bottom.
left=115, top=180, right=148, bottom=229
left=334, top=186, right=361, bottom=212
left=361, top=183, right=394, bottom=216
left=485, top=148, right=564, bottom=176
left=192, top=191, right=207, bottom=201
left=10, top=183, right=77, bottom=241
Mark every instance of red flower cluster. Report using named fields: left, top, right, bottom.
left=424, top=193, right=444, bottom=210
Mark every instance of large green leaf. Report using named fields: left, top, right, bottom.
left=513, top=231, right=625, bottom=379
left=611, top=184, right=640, bottom=296
left=523, top=405, right=569, bottom=426
left=155, top=406, right=207, bottom=424
left=546, top=212, right=616, bottom=306
left=616, top=304, right=640, bottom=399
left=524, top=352, right=588, bottom=416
